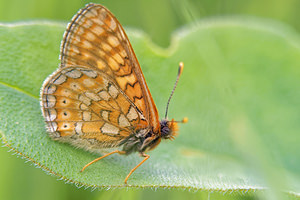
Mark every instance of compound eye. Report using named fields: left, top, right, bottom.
left=161, top=126, right=170, bottom=136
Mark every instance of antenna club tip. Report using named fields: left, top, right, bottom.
left=179, top=61, right=184, bottom=69
left=178, top=62, right=184, bottom=76
left=182, top=117, right=188, bottom=123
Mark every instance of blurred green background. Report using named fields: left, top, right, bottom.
left=0, top=0, right=299, bottom=200
left=0, top=0, right=299, bottom=47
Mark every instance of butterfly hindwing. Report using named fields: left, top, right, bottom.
left=41, top=66, right=148, bottom=150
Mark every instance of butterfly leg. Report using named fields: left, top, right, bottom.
left=124, top=153, right=150, bottom=184
left=80, top=150, right=126, bottom=172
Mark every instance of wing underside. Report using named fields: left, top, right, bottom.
left=60, top=3, right=160, bottom=131
left=41, top=66, right=148, bottom=149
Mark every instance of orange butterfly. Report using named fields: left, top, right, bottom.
left=40, top=3, right=187, bottom=184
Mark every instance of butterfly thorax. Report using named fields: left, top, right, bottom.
left=120, top=128, right=159, bottom=154
left=121, top=119, right=178, bottom=154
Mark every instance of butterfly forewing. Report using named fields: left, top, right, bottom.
left=60, top=3, right=160, bottom=132
left=41, top=66, right=149, bottom=150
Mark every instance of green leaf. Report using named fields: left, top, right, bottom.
left=0, top=18, right=299, bottom=198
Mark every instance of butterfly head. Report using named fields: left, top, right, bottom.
left=160, top=118, right=188, bottom=140
left=160, top=119, right=178, bottom=140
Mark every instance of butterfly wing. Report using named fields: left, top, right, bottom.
left=41, top=66, right=148, bottom=151
left=60, top=3, right=160, bottom=132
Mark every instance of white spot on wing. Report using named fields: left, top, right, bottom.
left=75, top=122, right=83, bottom=135
left=102, top=111, right=109, bottom=121
left=53, top=74, right=67, bottom=85
left=78, top=94, right=92, bottom=106
left=108, top=84, right=119, bottom=99
left=85, top=91, right=101, bottom=101
left=80, top=103, right=88, bottom=110
left=127, top=106, right=138, bottom=121
left=82, top=111, right=91, bottom=121
left=45, top=95, right=56, bottom=108
left=98, top=90, right=110, bottom=101
left=47, top=121, right=58, bottom=132
left=110, top=18, right=116, bottom=30
left=44, top=84, right=56, bottom=94
left=81, top=69, right=97, bottom=78
left=45, top=108, right=57, bottom=121
left=119, top=114, right=130, bottom=127
left=64, top=69, right=82, bottom=78
left=101, top=123, right=119, bottom=134
left=99, top=8, right=107, bottom=20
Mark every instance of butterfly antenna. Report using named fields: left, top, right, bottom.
left=164, top=62, right=184, bottom=119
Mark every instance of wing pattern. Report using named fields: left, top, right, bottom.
left=60, top=4, right=160, bottom=131
left=41, top=66, right=147, bottom=150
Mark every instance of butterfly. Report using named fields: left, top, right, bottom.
left=40, top=3, right=187, bottom=184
